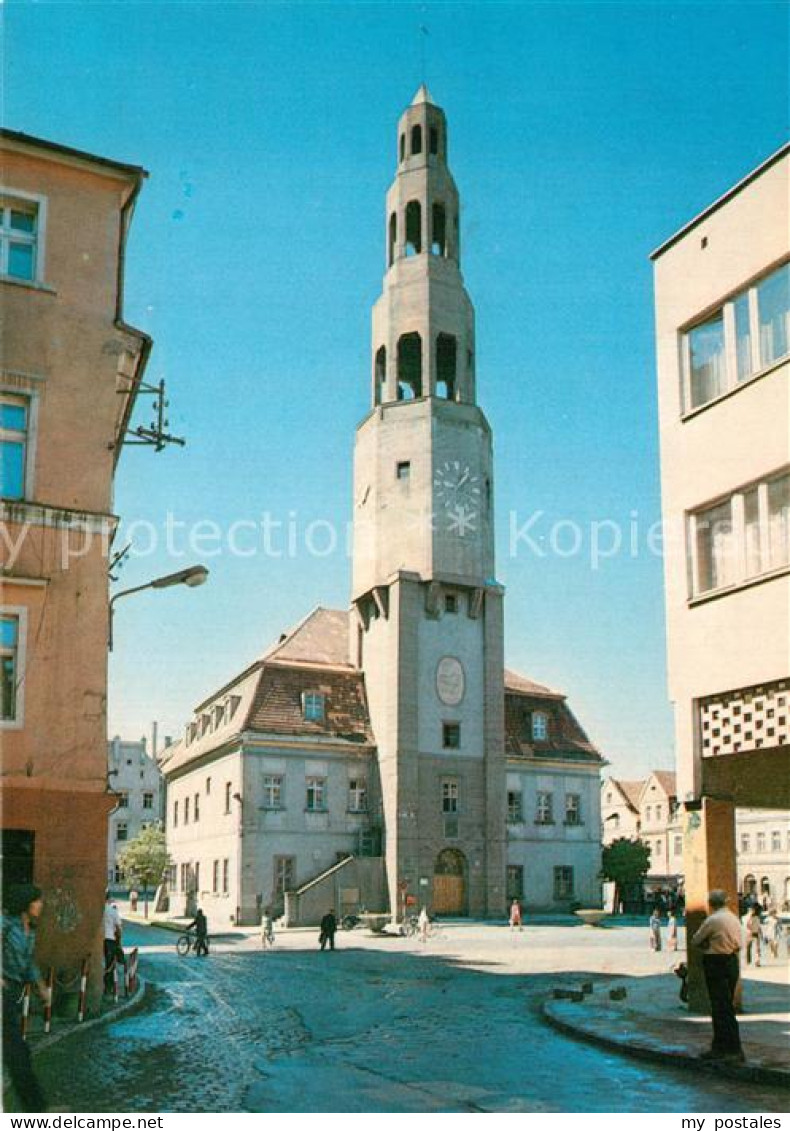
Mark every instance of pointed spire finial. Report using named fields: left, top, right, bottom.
left=411, top=83, right=435, bottom=106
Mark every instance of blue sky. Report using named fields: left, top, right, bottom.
left=6, top=1, right=788, bottom=776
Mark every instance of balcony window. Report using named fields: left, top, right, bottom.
left=0, top=197, right=39, bottom=282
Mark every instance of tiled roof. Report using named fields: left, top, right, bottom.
left=261, top=607, right=351, bottom=668
left=504, top=669, right=563, bottom=699
left=504, top=678, right=602, bottom=764
left=651, top=770, right=677, bottom=798
left=614, top=779, right=645, bottom=811
left=247, top=663, right=373, bottom=745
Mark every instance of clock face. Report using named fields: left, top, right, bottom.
left=436, top=656, right=465, bottom=707
left=433, top=461, right=481, bottom=510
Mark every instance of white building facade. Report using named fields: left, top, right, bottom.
left=107, top=735, right=164, bottom=892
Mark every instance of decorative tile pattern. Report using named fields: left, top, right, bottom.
left=699, top=678, right=790, bottom=757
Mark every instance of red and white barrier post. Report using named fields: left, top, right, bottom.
left=44, top=967, right=54, bottom=1034
left=126, top=947, right=139, bottom=996
left=20, top=983, right=31, bottom=1040
left=77, top=957, right=89, bottom=1022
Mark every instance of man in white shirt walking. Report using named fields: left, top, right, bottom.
left=691, top=889, right=744, bottom=1062
left=103, top=892, right=122, bottom=994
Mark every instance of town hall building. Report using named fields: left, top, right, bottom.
left=160, top=89, right=603, bottom=924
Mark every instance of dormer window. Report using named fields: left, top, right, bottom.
left=532, top=711, right=548, bottom=742
left=303, top=692, right=325, bottom=722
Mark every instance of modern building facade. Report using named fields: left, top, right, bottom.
left=161, top=90, right=603, bottom=923
left=107, top=735, right=164, bottom=892
left=653, top=142, right=789, bottom=996
left=0, top=130, right=150, bottom=999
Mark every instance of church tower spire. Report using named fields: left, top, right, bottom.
left=352, top=92, right=506, bottom=923
left=372, top=87, right=475, bottom=407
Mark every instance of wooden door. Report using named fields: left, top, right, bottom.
left=433, top=873, right=465, bottom=914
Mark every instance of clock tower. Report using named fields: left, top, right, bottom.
left=352, top=87, right=506, bottom=918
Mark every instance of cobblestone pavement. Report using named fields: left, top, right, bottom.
left=35, top=921, right=790, bottom=1114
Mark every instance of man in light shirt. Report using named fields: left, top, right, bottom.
left=691, top=889, right=744, bottom=1062
left=103, top=892, right=123, bottom=994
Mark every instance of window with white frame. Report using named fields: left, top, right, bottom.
left=507, top=790, right=523, bottom=823
left=757, top=832, right=766, bottom=852
left=116, top=792, right=129, bottom=809
left=771, top=830, right=781, bottom=852
left=116, top=822, right=128, bottom=842
left=536, top=791, right=554, bottom=824
left=303, top=692, right=325, bottom=722
left=674, top=835, right=683, bottom=857
left=741, top=833, right=750, bottom=853
left=0, top=196, right=40, bottom=282
left=274, top=855, right=295, bottom=896
left=645, top=805, right=652, bottom=823
left=348, top=778, right=367, bottom=812
left=682, top=260, right=789, bottom=411
left=306, top=776, right=326, bottom=811
left=531, top=711, right=548, bottom=741
left=655, top=804, right=662, bottom=822
left=442, top=780, right=459, bottom=813
left=263, top=775, right=283, bottom=809
left=1, top=394, right=30, bottom=501
left=690, top=469, right=790, bottom=596
left=143, top=792, right=154, bottom=809
left=564, top=793, right=582, bottom=826
left=553, top=865, right=574, bottom=900
left=1, top=614, right=20, bottom=721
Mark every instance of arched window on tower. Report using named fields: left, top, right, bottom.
left=405, top=201, right=422, bottom=256
left=375, top=346, right=387, bottom=405
left=429, top=126, right=439, bottom=155
left=436, top=334, right=457, bottom=400
left=411, top=124, right=422, bottom=155
left=431, top=203, right=447, bottom=256
left=399, top=133, right=405, bottom=163
left=397, top=333, right=422, bottom=400
left=388, top=212, right=397, bottom=267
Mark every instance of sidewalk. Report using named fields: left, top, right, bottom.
left=542, top=972, right=790, bottom=1087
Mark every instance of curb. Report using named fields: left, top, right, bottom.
left=30, top=979, right=149, bottom=1055
left=541, top=998, right=790, bottom=1089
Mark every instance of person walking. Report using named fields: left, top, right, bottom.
left=319, top=909, right=337, bottom=951
left=691, top=889, right=745, bottom=1063
left=745, top=905, right=762, bottom=966
left=186, top=908, right=209, bottom=956
left=667, top=910, right=678, bottom=952
left=509, top=899, right=523, bottom=931
left=2, top=884, right=49, bottom=1112
left=649, top=908, right=662, bottom=951
left=418, top=906, right=430, bottom=942
left=103, top=892, right=123, bottom=993
left=260, top=908, right=275, bottom=949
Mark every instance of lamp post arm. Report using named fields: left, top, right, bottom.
left=108, top=582, right=155, bottom=652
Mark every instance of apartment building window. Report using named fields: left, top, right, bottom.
left=771, top=831, right=781, bottom=852
left=1, top=395, right=30, bottom=501
left=0, top=196, right=39, bottom=282
left=173, top=800, right=179, bottom=828
left=757, top=832, right=766, bottom=853
left=682, top=260, right=789, bottom=411
left=274, top=856, right=295, bottom=896
left=741, top=833, right=750, bottom=853
left=303, top=692, right=325, bottom=722
left=194, top=793, right=200, bottom=821
left=348, top=778, right=367, bottom=812
left=655, top=838, right=663, bottom=856
left=655, top=804, right=662, bottom=822
left=116, top=793, right=129, bottom=809
left=263, top=775, right=283, bottom=809
left=536, top=792, right=554, bottom=825
left=691, top=470, right=790, bottom=597
left=564, top=794, right=582, bottom=826
left=532, top=712, right=548, bottom=741
left=1, top=614, right=20, bottom=721
left=645, top=805, right=652, bottom=823
left=225, top=782, right=232, bottom=813
left=143, top=792, right=154, bottom=810
left=184, top=797, right=190, bottom=824
left=306, top=777, right=326, bottom=811
left=553, top=866, right=574, bottom=900
left=222, top=859, right=229, bottom=894
left=212, top=860, right=219, bottom=893
left=116, top=822, right=128, bottom=842
left=673, top=835, right=683, bottom=856
left=206, top=777, right=211, bottom=795
left=442, top=780, right=459, bottom=814
left=506, top=865, right=524, bottom=900
left=194, top=862, right=200, bottom=891
left=442, top=722, right=460, bottom=749
left=444, top=593, right=458, bottom=614
left=507, top=790, right=523, bottom=823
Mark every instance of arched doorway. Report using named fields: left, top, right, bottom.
left=742, top=874, right=757, bottom=895
left=433, top=848, right=467, bottom=915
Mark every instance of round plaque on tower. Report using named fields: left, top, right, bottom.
left=436, top=656, right=465, bottom=706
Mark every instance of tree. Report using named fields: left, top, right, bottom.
left=601, top=837, right=652, bottom=913
left=118, top=824, right=169, bottom=919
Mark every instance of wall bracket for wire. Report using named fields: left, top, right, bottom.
left=122, top=378, right=185, bottom=451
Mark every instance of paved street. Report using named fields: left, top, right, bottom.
left=37, top=920, right=789, bottom=1113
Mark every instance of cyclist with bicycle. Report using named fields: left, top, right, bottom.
left=185, top=907, right=209, bottom=956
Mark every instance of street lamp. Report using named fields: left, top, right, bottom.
left=109, top=564, right=209, bottom=650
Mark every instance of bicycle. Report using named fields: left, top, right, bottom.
left=176, top=930, right=209, bottom=957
